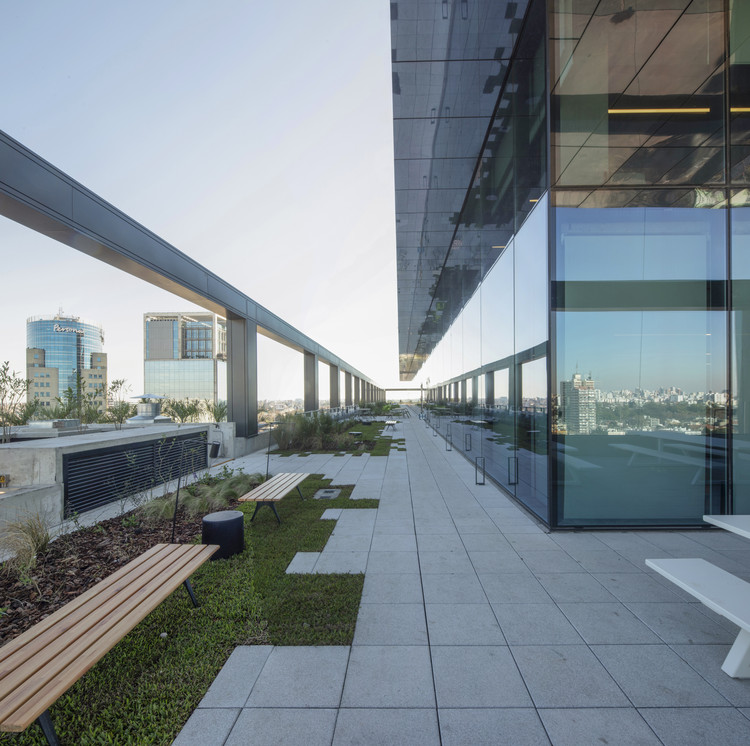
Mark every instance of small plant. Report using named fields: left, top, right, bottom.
left=0, top=511, right=51, bottom=578
left=0, top=361, right=31, bottom=443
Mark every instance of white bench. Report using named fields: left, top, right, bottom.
left=646, top=557, right=750, bottom=678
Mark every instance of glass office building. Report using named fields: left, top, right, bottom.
left=392, top=0, right=750, bottom=527
left=143, top=312, right=227, bottom=402
left=26, top=314, right=107, bottom=409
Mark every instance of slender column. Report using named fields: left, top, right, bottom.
left=485, top=371, right=495, bottom=408
left=354, top=377, right=361, bottom=405
left=460, top=379, right=467, bottom=404
left=329, top=364, right=340, bottom=409
left=304, top=351, right=318, bottom=412
left=471, top=376, right=479, bottom=407
left=226, top=314, right=258, bottom=437
left=345, top=371, right=353, bottom=406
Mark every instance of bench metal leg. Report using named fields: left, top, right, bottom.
left=296, top=486, right=304, bottom=500
left=37, top=710, right=60, bottom=746
left=184, top=579, right=199, bottom=608
left=722, top=628, right=750, bottom=678
left=250, top=501, right=281, bottom=524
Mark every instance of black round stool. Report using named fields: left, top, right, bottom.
left=202, top=510, right=244, bottom=560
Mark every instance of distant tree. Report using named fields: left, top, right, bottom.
left=204, top=398, right=227, bottom=424
left=163, top=397, right=203, bottom=424
left=105, top=379, right=136, bottom=429
left=56, top=371, right=100, bottom=426
left=0, top=362, right=31, bottom=443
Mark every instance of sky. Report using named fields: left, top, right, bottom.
left=0, top=0, right=401, bottom=401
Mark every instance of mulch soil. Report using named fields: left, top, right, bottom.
left=0, top=501, right=239, bottom=646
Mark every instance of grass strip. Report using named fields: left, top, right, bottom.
left=2, top=475, right=377, bottom=745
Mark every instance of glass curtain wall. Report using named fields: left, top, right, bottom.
left=550, top=0, right=730, bottom=525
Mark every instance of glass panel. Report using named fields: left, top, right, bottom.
left=554, top=310, right=726, bottom=525
left=551, top=0, right=726, bottom=187
left=515, top=195, right=549, bottom=352
left=516, top=357, right=548, bottom=518
left=732, top=203, right=750, bottom=511
left=730, top=0, right=750, bottom=183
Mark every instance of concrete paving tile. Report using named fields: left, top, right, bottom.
left=431, top=646, right=532, bottom=708
left=314, top=551, right=368, bottom=574
left=320, top=508, right=342, bottom=520
left=461, top=533, right=512, bottom=551
left=416, top=533, right=465, bottom=552
left=670, top=644, right=750, bottom=707
left=425, top=603, right=506, bottom=645
left=516, top=550, right=585, bottom=574
left=199, top=645, right=274, bottom=708
left=172, top=707, right=239, bottom=746
left=366, top=550, right=420, bottom=574
left=505, top=533, right=556, bottom=550
left=478, top=572, right=550, bottom=603
left=538, top=707, right=660, bottom=746
left=592, top=644, right=729, bottom=707
left=639, top=707, right=750, bottom=746
left=361, top=573, right=423, bottom=604
left=418, top=550, right=475, bottom=574
left=567, top=549, right=642, bottom=573
left=469, top=550, right=528, bottom=574
left=492, top=603, right=584, bottom=645
left=549, top=533, right=609, bottom=551
left=498, top=523, right=546, bottom=533
left=511, top=645, right=629, bottom=708
left=370, top=533, right=417, bottom=552
left=439, top=708, right=549, bottom=746
left=353, top=603, right=428, bottom=645
left=285, top=552, right=320, bottom=574
left=421, top=572, right=488, bottom=604
left=341, top=645, right=435, bottom=708
left=535, top=573, right=616, bottom=603
left=625, top=602, right=737, bottom=644
left=324, top=533, right=372, bottom=551
left=225, top=708, right=337, bottom=746
left=593, top=572, right=685, bottom=602
left=245, top=646, right=349, bottom=708
left=557, top=602, right=661, bottom=644
left=333, top=708, right=440, bottom=745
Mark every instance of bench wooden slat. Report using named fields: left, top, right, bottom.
left=238, top=473, right=310, bottom=503
left=0, top=543, right=168, bottom=669
left=0, top=543, right=217, bottom=732
left=0, top=544, right=205, bottom=677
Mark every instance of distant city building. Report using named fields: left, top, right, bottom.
left=560, top=373, right=596, bottom=435
left=26, top=313, right=107, bottom=412
left=143, top=312, right=227, bottom=402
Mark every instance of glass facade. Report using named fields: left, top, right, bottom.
left=26, top=315, right=104, bottom=397
left=392, top=0, right=750, bottom=527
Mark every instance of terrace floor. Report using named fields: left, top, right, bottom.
left=173, top=410, right=750, bottom=745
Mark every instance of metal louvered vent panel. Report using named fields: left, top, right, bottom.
left=62, top=433, right=208, bottom=517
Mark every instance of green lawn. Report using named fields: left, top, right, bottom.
left=1, top=475, right=377, bottom=745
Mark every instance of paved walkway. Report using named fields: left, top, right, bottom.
left=174, top=413, right=750, bottom=745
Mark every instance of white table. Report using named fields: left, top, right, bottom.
left=703, top=514, right=750, bottom=540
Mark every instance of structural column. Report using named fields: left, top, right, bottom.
left=304, top=351, right=319, bottom=413
left=345, top=371, right=353, bottom=406
left=460, top=379, right=467, bottom=404
left=354, top=376, right=361, bottom=405
left=329, top=364, right=340, bottom=409
left=485, top=371, right=495, bottom=408
left=471, top=375, right=479, bottom=407
left=226, top=313, right=258, bottom=438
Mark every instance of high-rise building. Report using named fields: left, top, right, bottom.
left=143, top=312, right=227, bottom=402
left=391, top=0, right=749, bottom=527
left=560, top=374, right=596, bottom=436
left=26, top=313, right=107, bottom=412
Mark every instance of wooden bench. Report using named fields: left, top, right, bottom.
left=238, top=472, right=310, bottom=524
left=0, top=542, right=218, bottom=744
left=646, top=557, right=750, bottom=678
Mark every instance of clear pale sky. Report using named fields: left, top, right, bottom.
left=0, top=0, right=400, bottom=400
